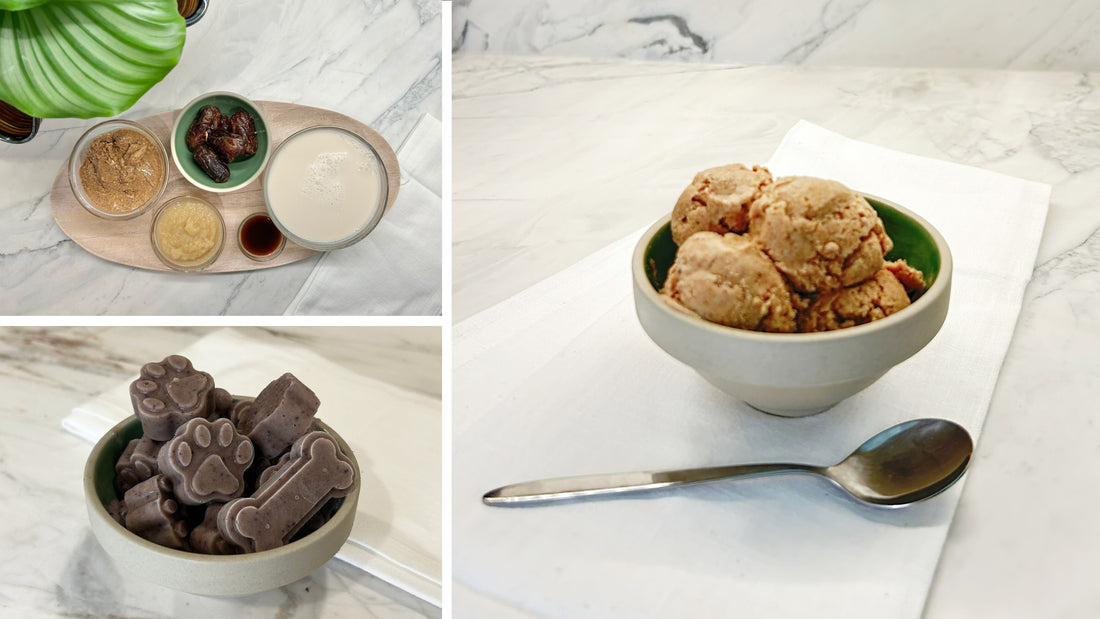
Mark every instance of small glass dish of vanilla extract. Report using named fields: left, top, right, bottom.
left=237, top=212, right=286, bottom=261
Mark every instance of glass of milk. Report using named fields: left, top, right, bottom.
left=263, top=126, right=388, bottom=251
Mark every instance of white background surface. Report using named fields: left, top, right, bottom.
left=452, top=54, right=1100, bottom=617
left=0, top=326, right=442, bottom=619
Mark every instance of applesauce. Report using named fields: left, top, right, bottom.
left=151, top=196, right=225, bottom=271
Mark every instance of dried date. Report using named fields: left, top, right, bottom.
left=193, top=143, right=229, bottom=183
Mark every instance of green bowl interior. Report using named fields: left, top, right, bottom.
left=174, top=95, right=269, bottom=190
left=644, top=198, right=942, bottom=291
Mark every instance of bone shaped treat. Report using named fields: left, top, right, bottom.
left=158, top=417, right=255, bottom=506
left=218, top=431, right=356, bottom=553
left=130, top=355, right=217, bottom=441
left=123, top=475, right=190, bottom=551
left=236, top=373, right=320, bottom=460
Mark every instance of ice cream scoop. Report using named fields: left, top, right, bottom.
left=483, top=418, right=971, bottom=508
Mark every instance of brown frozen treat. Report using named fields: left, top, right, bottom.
left=799, top=268, right=912, bottom=332
left=207, top=387, right=233, bottom=420
left=218, top=431, right=355, bottom=553
left=255, top=450, right=293, bottom=491
left=115, top=436, right=163, bottom=493
left=230, top=399, right=253, bottom=427
left=107, top=499, right=127, bottom=526
left=189, top=503, right=236, bottom=555
left=671, top=164, right=773, bottom=245
left=238, top=373, right=320, bottom=459
left=884, top=259, right=926, bottom=298
left=749, top=176, right=892, bottom=293
left=661, top=231, right=797, bottom=333
left=130, top=355, right=217, bottom=441
left=123, top=475, right=190, bottom=551
left=292, top=497, right=342, bottom=541
left=158, top=417, right=255, bottom=506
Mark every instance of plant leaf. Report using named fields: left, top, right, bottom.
left=0, top=0, right=185, bottom=118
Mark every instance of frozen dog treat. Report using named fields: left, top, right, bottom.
left=130, top=355, right=216, bottom=441
left=123, top=475, right=189, bottom=551
left=209, top=387, right=233, bottom=420
left=255, top=450, right=293, bottom=491
left=218, top=431, right=356, bottom=553
left=158, top=417, right=255, bottom=506
left=237, top=373, right=319, bottom=459
left=107, top=357, right=355, bottom=556
left=189, top=503, right=235, bottom=555
left=115, top=436, right=162, bottom=493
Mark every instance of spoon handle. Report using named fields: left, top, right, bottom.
left=483, top=463, right=816, bottom=505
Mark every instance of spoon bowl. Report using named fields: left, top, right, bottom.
left=483, top=418, right=973, bottom=508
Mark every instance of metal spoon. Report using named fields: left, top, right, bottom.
left=483, top=418, right=972, bottom=508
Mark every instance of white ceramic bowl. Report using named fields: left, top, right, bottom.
left=633, top=194, right=952, bottom=417
left=84, top=413, right=359, bottom=597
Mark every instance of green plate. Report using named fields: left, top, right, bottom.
left=171, top=92, right=270, bottom=192
left=644, top=196, right=942, bottom=292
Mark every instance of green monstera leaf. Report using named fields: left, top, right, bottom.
left=0, top=0, right=185, bottom=118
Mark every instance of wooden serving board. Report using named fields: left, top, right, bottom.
left=50, top=102, right=400, bottom=273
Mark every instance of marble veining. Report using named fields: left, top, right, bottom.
left=453, top=0, right=1100, bottom=71
left=0, top=326, right=441, bottom=618
left=0, top=0, right=441, bottom=315
left=452, top=54, right=1100, bottom=616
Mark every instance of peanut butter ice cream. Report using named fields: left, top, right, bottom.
left=748, top=176, right=891, bottom=293
left=670, top=164, right=773, bottom=245
left=660, top=165, right=926, bottom=334
left=662, top=231, right=797, bottom=333
left=798, top=265, right=911, bottom=332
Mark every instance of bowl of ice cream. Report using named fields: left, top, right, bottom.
left=84, top=392, right=360, bottom=597
left=170, top=92, right=270, bottom=193
left=633, top=169, right=951, bottom=416
left=68, top=120, right=169, bottom=220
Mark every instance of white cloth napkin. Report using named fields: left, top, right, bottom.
left=284, top=113, right=443, bottom=316
left=62, top=328, right=442, bottom=606
left=453, top=121, right=1050, bottom=618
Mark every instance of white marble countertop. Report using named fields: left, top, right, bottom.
left=453, top=55, right=1100, bottom=617
left=0, top=0, right=441, bottom=315
left=0, top=326, right=441, bottom=618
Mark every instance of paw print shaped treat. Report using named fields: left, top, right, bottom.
left=115, top=436, right=162, bottom=493
left=123, top=475, right=189, bottom=551
left=158, top=417, right=255, bottom=506
left=189, top=503, right=236, bottom=555
left=130, top=355, right=216, bottom=441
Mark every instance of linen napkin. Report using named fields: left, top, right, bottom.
left=453, top=121, right=1050, bottom=618
left=283, top=112, right=442, bottom=315
left=63, top=328, right=442, bottom=606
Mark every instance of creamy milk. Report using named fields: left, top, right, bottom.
left=265, top=128, right=383, bottom=245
